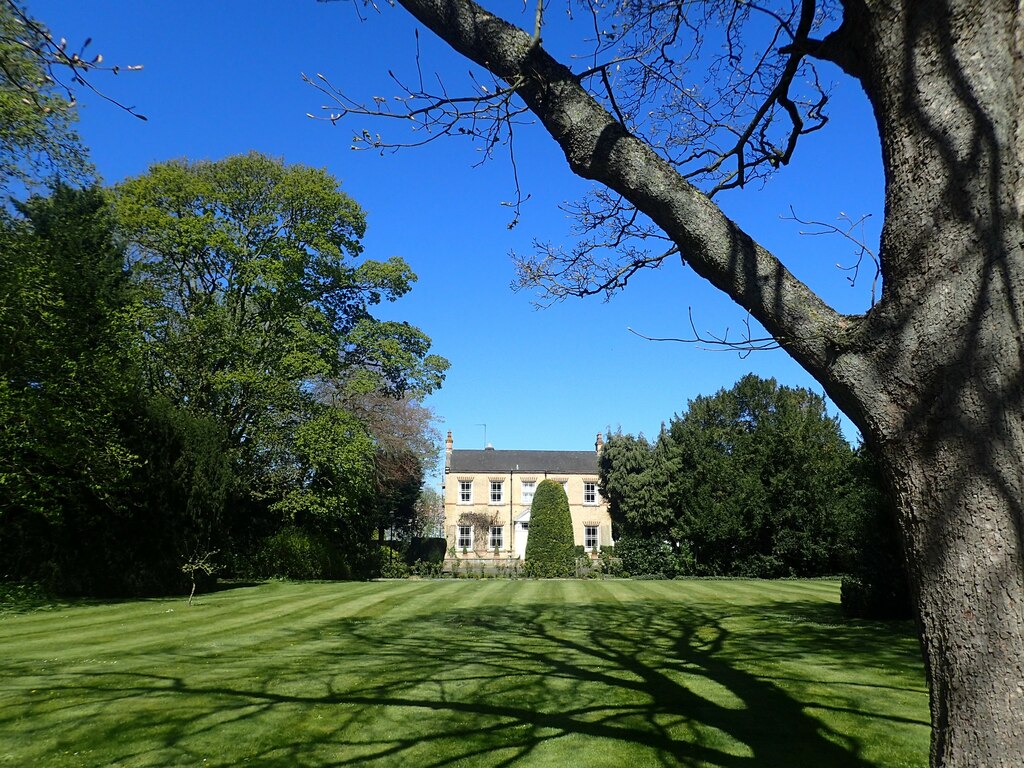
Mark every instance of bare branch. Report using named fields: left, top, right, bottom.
left=384, top=0, right=851, bottom=377
left=4, top=0, right=146, bottom=120
left=304, top=27, right=532, bottom=222
left=628, top=307, right=781, bottom=359
left=783, top=206, right=880, bottom=305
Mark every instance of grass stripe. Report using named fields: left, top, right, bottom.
left=0, top=579, right=928, bottom=768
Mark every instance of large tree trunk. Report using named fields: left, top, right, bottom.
left=879, top=427, right=1024, bottom=766
left=850, top=3, right=1024, bottom=763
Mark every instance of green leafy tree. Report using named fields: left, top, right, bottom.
left=598, top=431, right=671, bottom=540
left=114, top=153, right=448, bottom=558
left=666, top=374, right=864, bottom=577
left=0, top=185, right=234, bottom=594
left=524, top=479, right=575, bottom=578
left=0, top=186, right=139, bottom=578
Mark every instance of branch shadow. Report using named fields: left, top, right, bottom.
left=1, top=593, right=927, bottom=766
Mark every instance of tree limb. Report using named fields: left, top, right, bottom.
left=394, top=0, right=856, bottom=375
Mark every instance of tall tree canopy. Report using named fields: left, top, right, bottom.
left=114, top=153, right=449, bottom=522
left=1, top=150, right=448, bottom=591
left=600, top=375, right=871, bottom=579
left=331, top=2, right=1024, bottom=763
left=665, top=374, right=865, bottom=577
left=0, top=185, right=234, bottom=594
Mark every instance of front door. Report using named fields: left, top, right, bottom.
left=514, top=513, right=530, bottom=559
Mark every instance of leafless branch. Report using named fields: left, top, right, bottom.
left=628, top=307, right=782, bottom=359
left=304, top=23, right=533, bottom=222
left=321, top=1, right=844, bottom=325
left=5, top=0, right=146, bottom=120
left=783, top=206, right=880, bottom=304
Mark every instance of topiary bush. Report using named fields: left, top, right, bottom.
left=407, top=537, right=447, bottom=566
left=524, top=479, right=576, bottom=577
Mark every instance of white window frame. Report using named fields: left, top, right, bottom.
left=490, top=480, right=504, bottom=504
left=458, top=480, right=473, bottom=504
left=521, top=480, right=536, bottom=505
left=489, top=525, right=504, bottom=550
left=584, top=524, right=599, bottom=551
left=457, top=525, right=473, bottom=550
left=583, top=481, right=598, bottom=505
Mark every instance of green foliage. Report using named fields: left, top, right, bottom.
left=595, top=545, right=622, bottom=576
left=0, top=185, right=246, bottom=595
left=0, top=185, right=138, bottom=526
left=0, top=154, right=444, bottom=593
left=272, top=408, right=376, bottom=531
left=598, top=432, right=672, bottom=539
left=523, top=479, right=575, bottom=578
left=109, top=153, right=447, bottom=584
left=252, top=526, right=348, bottom=580
left=615, top=536, right=683, bottom=578
left=666, top=374, right=868, bottom=577
left=379, top=546, right=410, bottom=578
left=601, top=374, right=878, bottom=579
left=0, top=580, right=56, bottom=614
left=407, top=537, right=448, bottom=565
left=841, top=448, right=913, bottom=619
left=0, top=185, right=143, bottom=592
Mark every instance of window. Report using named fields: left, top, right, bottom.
left=457, top=525, right=473, bottom=549
left=584, top=525, right=599, bottom=551
left=490, top=480, right=504, bottom=504
left=521, top=480, right=536, bottom=504
left=459, top=480, right=472, bottom=504
left=489, top=526, right=504, bottom=550
left=584, top=481, right=597, bottom=505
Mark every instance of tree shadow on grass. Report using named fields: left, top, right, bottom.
left=2, top=595, right=927, bottom=767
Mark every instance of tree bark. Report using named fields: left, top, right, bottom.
left=854, top=4, right=1024, bottom=762
left=388, top=1, right=1024, bottom=763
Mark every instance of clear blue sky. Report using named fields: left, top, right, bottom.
left=31, top=1, right=883, bottom=485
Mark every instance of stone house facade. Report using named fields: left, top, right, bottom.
left=442, top=431, right=613, bottom=563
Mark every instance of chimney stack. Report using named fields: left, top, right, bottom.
left=595, top=432, right=604, bottom=454
left=444, top=430, right=453, bottom=473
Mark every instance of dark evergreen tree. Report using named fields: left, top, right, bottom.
left=841, top=447, right=913, bottom=620
left=666, top=374, right=864, bottom=577
left=598, top=431, right=670, bottom=540
left=524, top=479, right=575, bottom=578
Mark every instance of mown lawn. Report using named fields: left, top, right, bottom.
left=0, top=579, right=928, bottom=767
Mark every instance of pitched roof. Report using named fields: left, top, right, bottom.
left=448, top=449, right=599, bottom=475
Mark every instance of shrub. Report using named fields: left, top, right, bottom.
left=596, top=545, right=623, bottom=577
left=407, top=537, right=447, bottom=566
left=251, top=527, right=347, bottom=580
left=379, top=546, right=410, bottom=578
left=524, top=479, right=575, bottom=577
left=616, top=536, right=678, bottom=578
left=410, top=558, right=442, bottom=577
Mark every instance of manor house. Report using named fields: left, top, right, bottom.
left=442, top=431, right=613, bottom=563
